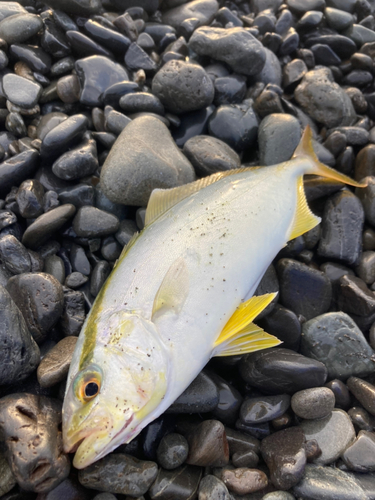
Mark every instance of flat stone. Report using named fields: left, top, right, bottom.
left=10, top=43, right=51, bottom=74
left=240, top=394, right=291, bottom=425
left=258, top=114, right=301, bottom=166
left=3, top=74, right=42, bottom=109
left=0, top=393, right=70, bottom=493
left=149, top=464, right=202, bottom=500
left=45, top=255, right=66, bottom=284
left=209, top=371, right=243, bottom=426
left=72, top=206, right=119, bottom=238
left=152, top=60, right=214, bottom=114
left=56, top=74, right=81, bottom=104
left=294, top=67, right=356, bottom=128
left=291, top=387, right=335, bottom=419
left=119, top=92, right=164, bottom=115
left=22, top=204, right=76, bottom=249
left=6, top=272, right=64, bottom=343
left=348, top=407, right=374, bottom=431
left=41, top=114, right=88, bottom=158
left=156, top=433, right=189, bottom=470
left=0, top=234, right=31, bottom=275
left=189, top=27, right=266, bottom=76
left=337, top=275, right=375, bottom=317
left=167, top=371, right=219, bottom=413
left=0, top=149, right=39, bottom=198
left=282, top=58, right=308, bottom=92
left=239, top=348, right=327, bottom=395
left=300, top=312, right=375, bottom=379
left=0, top=13, right=42, bottom=44
left=52, top=138, right=98, bottom=181
left=37, top=336, right=77, bottom=388
left=90, top=261, right=111, bottom=297
left=0, top=285, right=40, bottom=385
left=198, top=475, right=232, bottom=500
left=347, top=377, right=375, bottom=416
left=124, top=42, right=158, bottom=72
left=100, top=116, right=195, bottom=206
left=214, top=74, right=247, bottom=105
left=162, top=0, right=218, bottom=29
left=186, top=420, right=229, bottom=467
left=16, top=179, right=44, bottom=218
left=222, top=468, right=268, bottom=495
left=342, top=430, right=375, bottom=472
left=254, top=47, right=282, bottom=86
left=261, top=427, right=306, bottom=490
left=300, top=409, right=356, bottom=465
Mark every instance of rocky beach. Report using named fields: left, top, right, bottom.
left=1, top=0, right=375, bottom=498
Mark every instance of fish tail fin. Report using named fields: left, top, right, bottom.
left=293, top=126, right=367, bottom=188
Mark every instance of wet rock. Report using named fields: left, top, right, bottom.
left=22, top=204, right=76, bottom=249
left=336, top=275, right=375, bottom=317
left=45, top=255, right=66, bottom=284
left=124, top=42, right=158, bottom=72
left=156, top=433, right=189, bottom=470
left=261, top=427, right=306, bottom=490
left=291, top=388, right=335, bottom=419
left=168, top=371, right=218, bottom=413
left=355, top=145, right=375, bottom=181
left=149, top=464, right=202, bottom=500
left=214, top=74, right=247, bottom=105
left=59, top=287, right=85, bottom=337
left=6, top=272, right=64, bottom=343
left=342, top=430, right=375, bottom=472
left=0, top=150, right=39, bottom=198
left=222, top=467, right=268, bottom=495
left=52, top=138, right=98, bottom=181
left=277, top=258, right=332, bottom=320
left=240, top=395, right=291, bottom=425
left=152, top=60, right=214, bottom=114
left=300, top=409, right=356, bottom=464
left=64, top=272, right=88, bottom=289
left=3, top=74, right=42, bottom=109
left=162, top=0, right=218, bottom=30
left=186, top=420, right=229, bottom=467
left=254, top=48, right=282, bottom=86
left=189, top=27, right=266, bottom=76
left=73, top=206, right=119, bottom=238
left=183, top=135, right=240, bottom=176
left=70, top=244, right=91, bottom=276
left=258, top=114, right=301, bottom=166
left=37, top=336, right=77, bottom=388
left=294, top=67, right=356, bottom=127
left=0, top=234, right=31, bottom=274
left=42, top=0, right=101, bottom=16
left=348, top=407, right=374, bottom=431
left=239, top=348, right=327, bottom=394
left=258, top=304, right=301, bottom=351
left=16, top=179, right=44, bottom=218
left=90, top=261, right=111, bottom=297
left=100, top=116, right=195, bottom=206
left=356, top=250, right=375, bottom=284
left=40, top=114, right=88, bottom=158
left=209, top=371, right=243, bottom=425
left=198, top=474, right=231, bottom=500
left=225, top=427, right=260, bottom=456
left=0, top=393, right=70, bottom=493
left=325, top=7, right=354, bottom=31
left=0, top=13, right=43, bottom=44
left=119, top=92, right=164, bottom=115
left=356, top=176, right=375, bottom=226
left=0, top=285, right=39, bottom=385
left=78, top=454, right=157, bottom=496
left=347, top=377, right=375, bottom=416
left=0, top=450, right=16, bottom=496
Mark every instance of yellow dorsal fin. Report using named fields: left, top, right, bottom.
left=289, top=176, right=321, bottom=241
left=214, top=293, right=277, bottom=347
left=145, top=167, right=261, bottom=226
left=293, top=126, right=367, bottom=188
left=213, top=322, right=281, bottom=357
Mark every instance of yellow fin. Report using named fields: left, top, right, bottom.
left=214, top=293, right=277, bottom=347
left=145, top=167, right=262, bottom=226
left=152, top=257, right=189, bottom=321
left=293, top=126, right=367, bottom=188
left=289, top=176, right=321, bottom=240
left=213, top=322, right=281, bottom=357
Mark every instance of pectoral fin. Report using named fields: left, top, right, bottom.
left=288, top=176, right=321, bottom=241
left=152, top=257, right=189, bottom=321
left=213, top=293, right=281, bottom=356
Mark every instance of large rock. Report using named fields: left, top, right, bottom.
left=162, top=0, right=218, bottom=29
left=294, top=67, right=357, bottom=128
left=100, top=116, right=195, bottom=206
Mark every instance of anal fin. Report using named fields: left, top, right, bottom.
left=289, top=176, right=320, bottom=241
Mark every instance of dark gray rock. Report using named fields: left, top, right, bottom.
left=356, top=251, right=375, bottom=285
left=0, top=13, right=43, bottom=44
left=78, top=454, right=158, bottom=496
left=40, top=0, right=100, bottom=15
left=162, top=0, right=218, bottom=29
left=240, top=394, right=291, bottom=425
left=0, top=393, right=70, bottom=493
left=0, top=150, right=39, bottom=198
left=168, top=371, right=219, bottom=413
left=73, top=206, right=119, bottom=238
left=100, top=116, right=195, bottom=206
left=214, top=74, right=247, bottom=105
left=347, top=377, right=375, bottom=416
left=64, top=271, right=88, bottom=289
left=189, top=27, right=266, bottom=76
left=40, top=114, right=88, bottom=158
left=59, top=287, right=85, bottom=337
left=37, top=336, right=77, bottom=388
left=342, top=430, right=375, bottom=472
left=124, top=42, right=158, bottom=72
left=198, top=475, right=231, bottom=500
left=149, top=464, right=202, bottom=500
left=258, top=114, right=301, bottom=166
left=152, top=60, right=214, bottom=114
left=186, top=420, right=229, bottom=467
left=52, top=139, right=98, bottom=181
left=291, top=387, right=335, bottom=419
left=70, top=243, right=91, bottom=276
left=209, top=371, right=243, bottom=426
left=0, top=285, right=39, bottom=385
left=119, top=92, right=164, bottom=115
left=348, top=407, right=374, bottom=432
left=44, top=255, right=66, bottom=284
left=325, top=7, right=354, bottom=31
left=337, top=275, right=375, bottom=317
left=3, top=74, right=42, bottom=109
left=156, top=433, right=189, bottom=470
left=0, top=235, right=31, bottom=275
left=6, top=272, right=64, bottom=343
left=356, top=176, right=375, bottom=226
left=90, top=261, right=111, bottom=297
left=16, top=179, right=44, bottom=219
left=300, top=312, right=375, bottom=379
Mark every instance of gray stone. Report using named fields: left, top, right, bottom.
left=258, top=114, right=301, bottom=166
left=78, top=454, right=158, bottom=496
left=262, top=493, right=296, bottom=500
left=16, top=179, right=44, bottom=219
left=342, top=430, right=375, bottom=472
left=100, top=116, right=195, bottom=206
left=324, top=7, right=353, bottom=31
left=162, top=0, right=218, bottom=29
left=240, top=394, right=291, bottom=425
left=59, top=287, right=85, bottom=337
left=149, top=465, right=202, bottom=500
left=0, top=393, right=70, bottom=493
left=356, top=251, right=375, bottom=284
left=345, top=24, right=375, bottom=45
left=291, top=387, right=335, bottom=419
left=37, top=336, right=78, bottom=388
left=254, top=47, right=282, bottom=86
left=3, top=74, right=42, bottom=109
left=300, top=409, right=356, bottom=465
left=0, top=13, right=43, bottom=44
left=168, top=371, right=219, bottom=413
left=0, top=451, right=16, bottom=496
left=0, top=234, right=31, bottom=274
left=73, top=206, right=120, bottom=238
left=0, top=285, right=40, bottom=385
left=157, top=433, right=189, bottom=470
left=186, top=420, right=229, bottom=467
left=356, top=177, right=375, bottom=227
left=198, top=475, right=232, bottom=500
left=300, top=312, right=375, bottom=380
left=52, top=138, right=98, bottom=181
left=294, top=67, right=357, bottom=128
left=221, top=467, right=268, bottom=495
left=152, top=60, right=214, bottom=114
left=44, top=255, right=66, bottom=284
left=189, top=27, right=266, bottom=76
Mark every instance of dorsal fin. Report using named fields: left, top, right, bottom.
left=145, top=167, right=261, bottom=226
left=288, top=176, right=321, bottom=241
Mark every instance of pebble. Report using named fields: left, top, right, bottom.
left=6, top=272, right=64, bottom=343
left=101, top=116, right=195, bottom=206
left=348, top=407, right=374, bottom=431
left=282, top=58, right=307, bottom=92
left=214, top=74, right=247, bottom=105
left=124, top=42, right=157, bottom=72
left=0, top=234, right=31, bottom=274
left=300, top=312, right=375, bottom=379
left=52, top=138, right=98, bottom=180
left=0, top=13, right=43, bottom=44
left=0, top=149, right=39, bottom=198
left=318, top=190, right=364, bottom=265
left=347, top=377, right=375, bottom=416
left=258, top=304, right=301, bottom=351
left=209, top=371, right=243, bottom=425
left=222, top=467, right=268, bottom=495
left=0, top=451, right=16, bottom=496
left=78, top=454, right=157, bottom=496
left=37, top=336, right=77, bottom=388
left=189, top=27, right=266, bottom=76
left=183, top=135, right=240, bottom=176
left=156, top=433, right=189, bottom=470
left=90, top=261, right=111, bottom=297
left=342, top=430, right=375, bottom=472
left=73, top=206, right=119, bottom=238
left=294, top=67, right=356, bottom=128
left=0, top=393, right=70, bottom=493
left=240, top=394, right=291, bottom=425
left=291, top=387, right=335, bottom=419
left=10, top=43, right=51, bottom=75
left=239, top=348, right=327, bottom=394
left=186, top=420, right=229, bottom=467
left=336, top=275, right=375, bottom=317
left=22, top=204, right=76, bottom=249
left=198, top=475, right=231, bottom=500
left=0, top=285, right=40, bottom=385
left=162, top=0, right=218, bottom=29
left=65, top=271, right=88, bottom=289
left=356, top=176, right=375, bottom=226
left=3, top=74, right=42, bottom=109
left=59, top=287, right=85, bottom=337
left=43, top=255, right=65, bottom=284
left=149, top=464, right=202, bottom=500
left=359, top=251, right=375, bottom=284
left=167, top=370, right=219, bottom=413
left=16, top=179, right=44, bottom=218
left=300, top=409, right=356, bottom=464
left=119, top=92, right=164, bottom=115
left=152, top=60, right=214, bottom=114
left=40, top=114, right=88, bottom=158
left=258, top=114, right=301, bottom=166
left=277, top=258, right=332, bottom=320
left=261, top=427, right=306, bottom=490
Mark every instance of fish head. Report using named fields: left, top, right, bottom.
left=62, top=310, right=169, bottom=468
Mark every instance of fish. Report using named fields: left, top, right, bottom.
left=62, top=127, right=366, bottom=468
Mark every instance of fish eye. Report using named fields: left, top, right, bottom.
left=73, top=365, right=102, bottom=404
left=84, top=382, right=99, bottom=399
